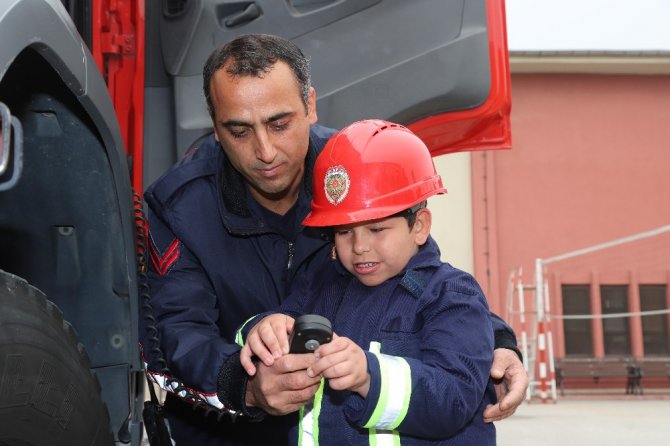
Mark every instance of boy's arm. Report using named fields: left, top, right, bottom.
left=344, top=286, right=494, bottom=439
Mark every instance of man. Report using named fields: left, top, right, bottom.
left=141, top=34, right=527, bottom=445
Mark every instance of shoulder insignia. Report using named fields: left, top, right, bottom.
left=149, top=238, right=180, bottom=276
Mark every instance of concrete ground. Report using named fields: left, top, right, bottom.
left=496, top=396, right=670, bottom=446
left=141, top=394, right=670, bottom=445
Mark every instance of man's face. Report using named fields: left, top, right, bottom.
left=209, top=61, right=317, bottom=213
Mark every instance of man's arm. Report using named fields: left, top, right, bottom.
left=140, top=205, right=246, bottom=416
left=491, top=312, right=521, bottom=356
left=486, top=312, right=529, bottom=422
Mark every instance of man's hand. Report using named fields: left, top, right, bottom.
left=245, top=353, right=321, bottom=416
left=483, top=348, right=529, bottom=423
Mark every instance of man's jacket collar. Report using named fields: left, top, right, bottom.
left=216, top=126, right=326, bottom=235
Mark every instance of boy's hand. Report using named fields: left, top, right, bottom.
left=306, top=334, right=370, bottom=397
left=240, top=314, right=294, bottom=375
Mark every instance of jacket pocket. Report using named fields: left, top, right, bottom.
left=378, top=313, right=423, bottom=358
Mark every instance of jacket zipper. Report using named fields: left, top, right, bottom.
left=287, top=241, right=295, bottom=270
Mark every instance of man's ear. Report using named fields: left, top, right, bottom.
left=307, top=87, right=318, bottom=124
left=413, top=208, right=432, bottom=245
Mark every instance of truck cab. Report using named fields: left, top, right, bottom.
left=0, top=1, right=510, bottom=444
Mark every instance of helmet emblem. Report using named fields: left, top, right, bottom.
left=324, top=165, right=350, bottom=206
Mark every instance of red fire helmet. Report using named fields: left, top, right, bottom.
left=303, top=119, right=446, bottom=227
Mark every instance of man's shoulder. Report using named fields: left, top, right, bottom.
left=431, top=262, right=484, bottom=297
left=145, top=133, right=220, bottom=207
left=310, top=124, right=337, bottom=147
left=407, top=242, right=484, bottom=300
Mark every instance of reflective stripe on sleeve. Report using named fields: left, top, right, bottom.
left=364, top=342, right=411, bottom=431
left=370, top=430, right=401, bottom=446
left=299, top=379, right=326, bottom=446
left=234, top=315, right=258, bottom=347
left=144, top=364, right=242, bottom=416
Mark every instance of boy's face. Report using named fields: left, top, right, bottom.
left=333, top=209, right=431, bottom=287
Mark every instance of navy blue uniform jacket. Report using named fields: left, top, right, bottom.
left=245, top=238, right=496, bottom=445
left=139, top=125, right=516, bottom=445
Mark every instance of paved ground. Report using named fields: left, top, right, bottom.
left=496, top=396, right=670, bottom=446
left=141, top=395, right=670, bottom=445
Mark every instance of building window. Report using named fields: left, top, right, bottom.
left=601, top=285, right=631, bottom=356
left=640, top=285, right=669, bottom=356
left=562, top=285, right=593, bottom=356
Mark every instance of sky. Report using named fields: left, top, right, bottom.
left=506, top=0, right=670, bottom=51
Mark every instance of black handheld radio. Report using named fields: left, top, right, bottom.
left=289, top=314, right=333, bottom=353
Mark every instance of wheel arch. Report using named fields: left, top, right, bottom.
left=0, top=1, right=142, bottom=442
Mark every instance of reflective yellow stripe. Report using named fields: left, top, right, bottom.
left=365, top=351, right=389, bottom=428
left=366, top=342, right=410, bottom=445
left=298, top=405, right=305, bottom=446
left=365, top=355, right=411, bottom=429
left=377, top=355, right=411, bottom=429
left=370, top=429, right=401, bottom=446
left=299, top=379, right=325, bottom=446
left=234, top=315, right=258, bottom=347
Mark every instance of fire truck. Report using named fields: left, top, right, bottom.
left=0, top=0, right=511, bottom=444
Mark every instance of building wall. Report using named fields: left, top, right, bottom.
left=430, top=152, right=474, bottom=274
left=472, top=73, right=670, bottom=360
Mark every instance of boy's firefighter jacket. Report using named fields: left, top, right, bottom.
left=241, top=237, right=497, bottom=445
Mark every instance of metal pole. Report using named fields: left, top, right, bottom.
left=544, top=273, right=557, bottom=402
left=517, top=268, right=530, bottom=401
left=535, top=258, right=548, bottom=403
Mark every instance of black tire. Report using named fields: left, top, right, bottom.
left=0, top=271, right=115, bottom=446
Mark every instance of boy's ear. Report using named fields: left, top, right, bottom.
left=413, top=208, right=432, bottom=245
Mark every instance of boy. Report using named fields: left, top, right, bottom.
left=239, top=119, right=496, bottom=445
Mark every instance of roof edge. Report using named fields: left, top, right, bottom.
left=510, top=51, right=670, bottom=74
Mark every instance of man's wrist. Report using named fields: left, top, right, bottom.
left=244, top=378, right=257, bottom=408
left=217, top=351, right=266, bottom=421
left=494, top=331, right=523, bottom=362
left=241, top=372, right=266, bottom=420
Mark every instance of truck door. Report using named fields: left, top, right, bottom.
left=144, top=0, right=511, bottom=183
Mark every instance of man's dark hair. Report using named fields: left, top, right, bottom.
left=203, top=34, right=312, bottom=118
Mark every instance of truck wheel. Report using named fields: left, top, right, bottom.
left=0, top=271, right=115, bottom=445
